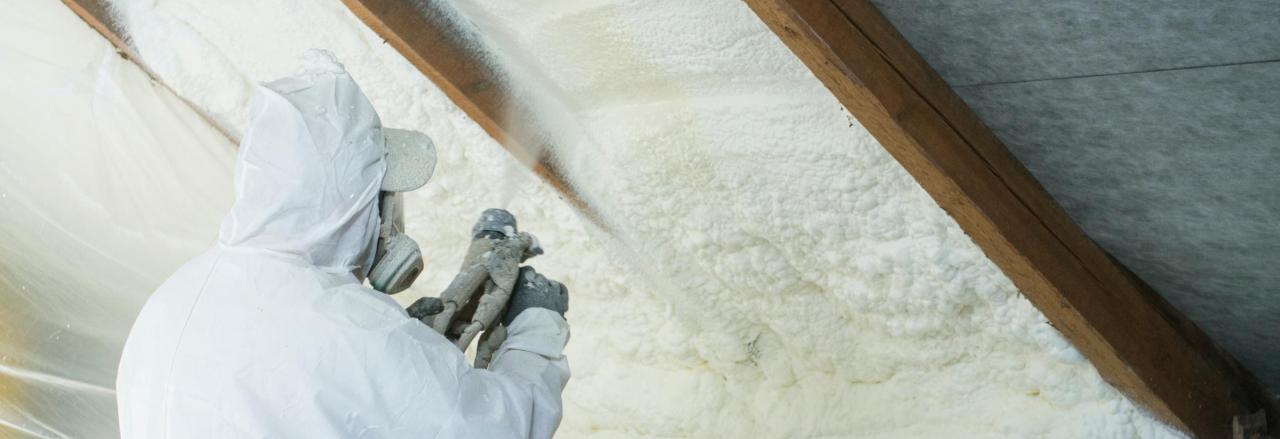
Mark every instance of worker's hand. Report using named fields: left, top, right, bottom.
left=503, top=266, right=568, bottom=326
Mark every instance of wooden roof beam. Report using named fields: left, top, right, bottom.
left=62, top=0, right=136, bottom=61
left=742, top=1, right=1277, bottom=437
left=340, top=0, right=600, bottom=226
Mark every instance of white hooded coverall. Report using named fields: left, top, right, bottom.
left=116, top=53, right=571, bottom=439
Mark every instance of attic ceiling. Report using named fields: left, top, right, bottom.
left=869, top=0, right=1280, bottom=393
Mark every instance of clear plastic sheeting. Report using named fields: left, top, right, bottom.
left=0, top=1, right=235, bottom=437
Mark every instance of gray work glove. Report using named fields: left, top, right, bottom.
left=502, top=266, right=568, bottom=326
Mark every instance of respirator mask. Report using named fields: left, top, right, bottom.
left=367, top=127, right=436, bottom=294
left=369, top=191, right=423, bottom=294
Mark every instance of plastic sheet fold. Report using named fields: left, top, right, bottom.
left=0, top=2, right=236, bottom=436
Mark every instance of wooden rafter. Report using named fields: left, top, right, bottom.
left=340, top=0, right=600, bottom=226
left=62, top=0, right=237, bottom=143
left=61, top=0, right=136, bottom=61
left=742, top=1, right=1276, bottom=437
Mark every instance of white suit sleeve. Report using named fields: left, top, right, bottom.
left=469, top=308, right=571, bottom=438
left=406, top=307, right=570, bottom=439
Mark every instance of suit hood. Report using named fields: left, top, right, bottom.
left=217, top=50, right=385, bottom=276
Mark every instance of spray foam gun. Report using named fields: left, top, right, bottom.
left=405, top=208, right=541, bottom=369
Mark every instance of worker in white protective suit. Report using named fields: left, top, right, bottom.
left=116, top=50, right=570, bottom=439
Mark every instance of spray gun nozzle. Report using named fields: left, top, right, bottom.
left=472, top=208, right=518, bottom=239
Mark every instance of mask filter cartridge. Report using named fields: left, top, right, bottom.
left=370, top=192, right=423, bottom=294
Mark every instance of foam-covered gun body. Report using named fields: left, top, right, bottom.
left=452, top=232, right=537, bottom=350
left=426, top=237, right=496, bottom=334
